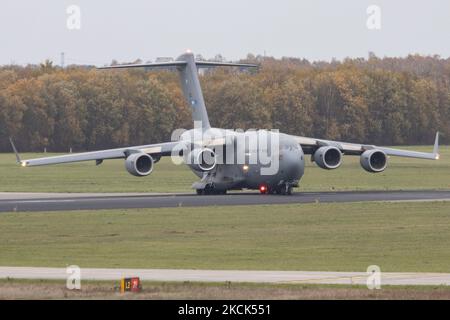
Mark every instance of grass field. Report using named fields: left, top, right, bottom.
left=1, top=202, right=450, bottom=272
left=1, top=146, right=449, bottom=300
left=2, top=279, right=450, bottom=300
left=0, top=145, right=449, bottom=193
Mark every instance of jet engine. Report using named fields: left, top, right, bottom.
left=125, top=153, right=154, bottom=177
left=313, top=146, right=342, bottom=170
left=360, top=149, right=387, bottom=173
left=188, top=148, right=217, bottom=172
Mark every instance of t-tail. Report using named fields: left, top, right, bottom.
left=98, top=51, right=259, bottom=129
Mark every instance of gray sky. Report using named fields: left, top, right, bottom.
left=1, top=0, right=449, bottom=65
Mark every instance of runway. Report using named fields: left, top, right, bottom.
left=1, top=190, right=450, bottom=212
left=0, top=266, right=449, bottom=286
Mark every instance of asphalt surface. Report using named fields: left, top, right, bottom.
left=1, top=190, right=450, bottom=212
left=1, top=267, right=449, bottom=286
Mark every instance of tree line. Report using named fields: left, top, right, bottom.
left=0, top=54, right=449, bottom=152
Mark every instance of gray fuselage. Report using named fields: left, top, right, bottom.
left=180, top=128, right=304, bottom=191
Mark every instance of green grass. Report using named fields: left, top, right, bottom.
left=1, top=202, right=450, bottom=272
left=0, top=153, right=196, bottom=193
left=0, top=145, right=449, bottom=193
left=2, top=279, right=450, bottom=299
left=1, top=146, right=448, bottom=274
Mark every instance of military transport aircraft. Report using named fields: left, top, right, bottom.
left=10, top=51, right=440, bottom=195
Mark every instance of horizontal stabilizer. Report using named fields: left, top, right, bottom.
left=98, top=61, right=258, bottom=70
left=195, top=61, right=259, bottom=68
left=97, top=61, right=187, bottom=70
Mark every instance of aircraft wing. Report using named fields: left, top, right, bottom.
left=11, top=135, right=230, bottom=167
left=294, top=132, right=440, bottom=160
left=11, top=141, right=183, bottom=167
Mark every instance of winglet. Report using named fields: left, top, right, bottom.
left=9, top=137, right=25, bottom=166
left=433, top=132, right=440, bottom=160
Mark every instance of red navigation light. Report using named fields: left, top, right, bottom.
left=259, top=185, right=267, bottom=194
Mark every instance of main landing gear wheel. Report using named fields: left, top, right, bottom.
left=196, top=185, right=227, bottom=195
left=274, top=184, right=293, bottom=195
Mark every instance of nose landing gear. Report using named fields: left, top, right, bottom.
left=279, top=184, right=293, bottom=195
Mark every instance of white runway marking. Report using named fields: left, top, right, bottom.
left=0, top=192, right=172, bottom=200
left=2, top=199, right=77, bottom=204
left=0, top=267, right=449, bottom=286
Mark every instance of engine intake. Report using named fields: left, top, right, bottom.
left=313, top=146, right=342, bottom=170
left=188, top=148, right=217, bottom=172
left=360, top=149, right=387, bottom=173
left=125, top=153, right=154, bottom=177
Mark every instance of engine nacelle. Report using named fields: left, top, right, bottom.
left=187, top=148, right=217, bottom=172
left=125, top=153, right=154, bottom=177
left=360, top=149, right=387, bottom=173
left=313, top=146, right=342, bottom=170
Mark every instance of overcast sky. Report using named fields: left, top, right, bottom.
left=1, top=0, right=449, bottom=66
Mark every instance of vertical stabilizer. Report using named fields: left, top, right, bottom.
left=176, top=52, right=211, bottom=129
